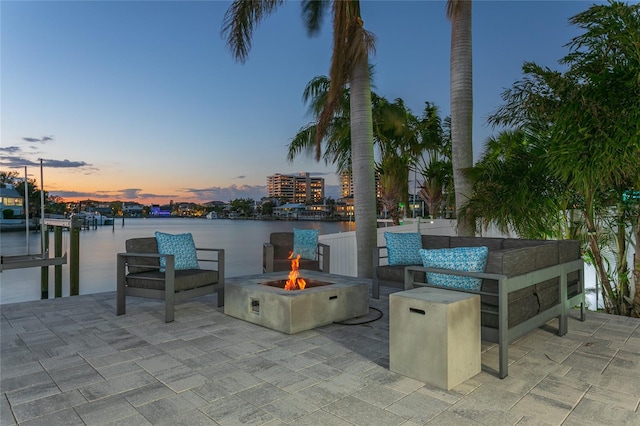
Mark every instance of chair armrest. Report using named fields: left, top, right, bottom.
left=117, top=252, right=165, bottom=259
left=195, top=248, right=224, bottom=264
left=404, top=264, right=505, bottom=291
left=117, top=252, right=174, bottom=268
left=195, top=248, right=225, bottom=279
left=263, top=243, right=274, bottom=273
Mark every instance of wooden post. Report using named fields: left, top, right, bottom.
left=40, top=226, right=49, bottom=299
left=54, top=226, right=63, bottom=297
left=69, top=220, right=81, bottom=296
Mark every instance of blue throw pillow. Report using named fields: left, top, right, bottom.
left=385, top=232, right=423, bottom=265
left=293, top=228, right=319, bottom=260
left=419, top=246, right=488, bottom=291
left=154, top=231, right=200, bottom=272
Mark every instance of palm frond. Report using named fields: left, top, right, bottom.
left=314, top=0, right=375, bottom=160
left=287, top=124, right=317, bottom=162
left=301, top=0, right=330, bottom=36
left=221, top=0, right=285, bottom=63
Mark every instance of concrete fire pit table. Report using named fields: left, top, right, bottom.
left=224, top=270, right=370, bottom=334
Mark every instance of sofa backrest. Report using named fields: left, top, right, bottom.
left=449, top=236, right=504, bottom=250
left=557, top=240, right=581, bottom=263
left=420, top=235, right=450, bottom=249
left=502, top=239, right=555, bottom=249
left=125, top=237, right=160, bottom=273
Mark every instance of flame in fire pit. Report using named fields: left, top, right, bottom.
left=284, top=252, right=307, bottom=290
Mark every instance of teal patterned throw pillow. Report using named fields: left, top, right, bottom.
left=154, top=231, right=200, bottom=272
left=293, top=228, right=319, bottom=260
left=419, top=246, right=488, bottom=291
left=384, top=232, right=423, bottom=265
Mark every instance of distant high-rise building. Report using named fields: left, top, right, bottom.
left=340, top=171, right=382, bottom=199
left=267, top=173, right=324, bottom=204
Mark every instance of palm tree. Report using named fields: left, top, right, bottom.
left=290, top=77, right=436, bottom=225
left=222, top=0, right=377, bottom=277
left=480, top=2, right=640, bottom=316
left=419, top=159, right=449, bottom=218
left=413, top=103, right=451, bottom=218
left=447, top=0, right=474, bottom=236
left=463, top=129, right=572, bottom=240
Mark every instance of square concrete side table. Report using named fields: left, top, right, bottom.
left=389, top=287, right=481, bottom=390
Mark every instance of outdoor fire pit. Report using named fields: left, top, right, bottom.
left=224, top=270, right=370, bottom=334
left=260, top=278, right=333, bottom=289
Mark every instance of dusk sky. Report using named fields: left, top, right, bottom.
left=1, top=1, right=612, bottom=205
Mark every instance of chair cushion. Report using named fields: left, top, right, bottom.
left=126, top=269, right=219, bottom=292
left=293, top=228, right=318, bottom=260
left=155, top=232, right=199, bottom=272
left=385, top=232, right=423, bottom=265
left=376, top=264, right=406, bottom=282
left=419, top=246, right=489, bottom=291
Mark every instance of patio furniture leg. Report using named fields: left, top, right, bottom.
left=372, top=248, right=380, bottom=299
left=498, top=278, right=509, bottom=379
left=164, top=258, right=175, bottom=323
left=116, top=254, right=126, bottom=315
left=559, top=272, right=568, bottom=336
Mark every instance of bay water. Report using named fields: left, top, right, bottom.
left=0, top=218, right=355, bottom=305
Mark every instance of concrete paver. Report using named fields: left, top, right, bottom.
left=1, top=287, right=639, bottom=425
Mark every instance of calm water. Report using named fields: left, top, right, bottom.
left=0, top=218, right=355, bottom=305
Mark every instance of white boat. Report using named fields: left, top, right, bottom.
left=76, top=211, right=113, bottom=226
left=206, top=211, right=218, bottom=219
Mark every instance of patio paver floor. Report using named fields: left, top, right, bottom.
left=1, top=286, right=639, bottom=425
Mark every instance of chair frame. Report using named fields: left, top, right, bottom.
left=117, top=247, right=224, bottom=322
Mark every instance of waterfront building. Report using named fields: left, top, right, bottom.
left=0, top=184, right=24, bottom=217
left=149, top=204, right=170, bottom=217
left=335, top=195, right=354, bottom=220
left=267, top=173, right=324, bottom=204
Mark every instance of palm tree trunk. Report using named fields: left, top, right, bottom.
left=350, top=58, right=377, bottom=278
left=449, top=0, right=474, bottom=236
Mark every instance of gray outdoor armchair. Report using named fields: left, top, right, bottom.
left=263, top=232, right=330, bottom=273
left=116, top=237, right=224, bottom=322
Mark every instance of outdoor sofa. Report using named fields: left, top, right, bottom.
left=373, top=234, right=585, bottom=378
left=117, top=235, right=224, bottom=322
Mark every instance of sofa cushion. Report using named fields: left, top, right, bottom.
left=419, top=246, right=489, bottom=291
left=293, top=228, right=318, bottom=260
left=376, top=264, right=407, bottom=283
left=155, top=232, right=200, bottom=272
left=487, top=248, right=539, bottom=277
left=385, top=232, right=423, bottom=265
left=535, top=278, right=560, bottom=311
left=481, top=294, right=540, bottom=328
